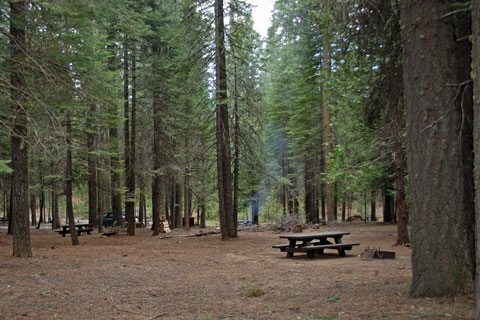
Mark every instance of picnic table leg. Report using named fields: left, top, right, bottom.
left=334, top=237, right=346, bottom=256
left=287, top=239, right=296, bottom=258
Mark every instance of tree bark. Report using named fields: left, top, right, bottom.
left=231, top=3, right=240, bottom=229
left=402, top=0, right=474, bottom=297
left=472, top=0, right=480, bottom=316
left=215, top=0, right=235, bottom=239
left=65, top=111, right=79, bottom=246
left=322, top=0, right=335, bottom=225
left=175, top=181, right=182, bottom=227
left=200, top=203, right=206, bottom=229
left=394, top=140, right=409, bottom=245
left=383, top=188, right=392, bottom=223
left=87, top=104, right=98, bottom=228
left=52, top=189, right=60, bottom=230
left=30, top=194, right=37, bottom=226
left=370, top=190, right=376, bottom=222
left=304, top=155, right=315, bottom=223
left=10, top=0, right=31, bottom=257
left=124, top=39, right=135, bottom=236
left=152, top=42, right=165, bottom=236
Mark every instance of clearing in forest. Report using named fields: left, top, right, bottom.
left=0, top=223, right=474, bottom=319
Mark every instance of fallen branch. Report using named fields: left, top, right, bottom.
left=145, top=312, right=168, bottom=320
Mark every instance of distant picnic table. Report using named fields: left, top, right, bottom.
left=56, top=223, right=93, bottom=237
left=273, top=231, right=359, bottom=258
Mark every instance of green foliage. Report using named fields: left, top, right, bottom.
left=0, top=160, right=12, bottom=174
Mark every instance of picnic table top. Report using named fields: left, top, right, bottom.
left=59, top=223, right=91, bottom=228
left=279, top=231, right=350, bottom=240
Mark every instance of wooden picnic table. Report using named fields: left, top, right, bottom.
left=56, top=223, right=93, bottom=237
left=273, top=231, right=359, bottom=258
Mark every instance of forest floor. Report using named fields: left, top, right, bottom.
left=0, top=222, right=475, bottom=320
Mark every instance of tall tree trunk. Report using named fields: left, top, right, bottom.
left=473, top=0, right=480, bottom=316
left=215, top=0, right=235, bottom=239
left=230, top=0, right=240, bottom=228
left=97, top=129, right=111, bottom=215
left=370, top=190, right=376, bottom=221
left=10, top=0, right=31, bottom=257
left=184, top=161, right=190, bottom=231
left=175, top=180, right=182, bottom=227
left=394, top=140, right=409, bottom=245
left=232, top=61, right=240, bottom=230
left=30, top=194, right=37, bottom=226
left=107, top=39, right=122, bottom=227
left=304, top=155, right=315, bottom=223
left=52, top=189, right=60, bottom=229
left=200, top=203, right=206, bottom=229
left=341, top=194, right=346, bottom=222
left=7, top=187, right=12, bottom=235
left=139, top=178, right=145, bottom=224
left=152, top=42, right=165, bottom=236
left=402, top=0, right=474, bottom=297
left=322, top=1, right=335, bottom=225
left=87, top=104, right=98, bottom=228
left=383, top=191, right=392, bottom=223
left=281, top=154, right=286, bottom=216
left=170, top=178, right=175, bottom=230
left=65, top=111, right=79, bottom=245
left=124, top=40, right=135, bottom=236
left=321, top=185, right=326, bottom=220
left=36, top=181, right=44, bottom=229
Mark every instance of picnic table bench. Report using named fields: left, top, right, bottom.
left=56, top=223, right=93, bottom=237
left=273, top=231, right=359, bottom=258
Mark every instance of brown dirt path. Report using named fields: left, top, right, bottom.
left=0, top=223, right=474, bottom=319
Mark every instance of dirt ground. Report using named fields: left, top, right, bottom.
left=0, top=222, right=475, bottom=320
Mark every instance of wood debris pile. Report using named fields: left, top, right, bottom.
left=272, top=214, right=306, bottom=233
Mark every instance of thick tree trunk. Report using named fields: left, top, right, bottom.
left=215, top=0, right=235, bottom=239
left=65, top=111, right=79, bottom=246
left=472, top=0, right=480, bottom=316
left=87, top=104, right=98, bottom=228
left=402, top=0, right=474, bottom=297
left=10, top=0, right=31, bottom=257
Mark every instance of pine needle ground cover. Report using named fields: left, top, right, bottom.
left=0, top=223, right=474, bottom=319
